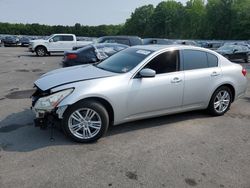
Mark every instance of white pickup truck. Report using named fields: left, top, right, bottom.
left=29, top=34, right=92, bottom=56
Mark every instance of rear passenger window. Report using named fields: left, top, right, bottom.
left=62, top=35, right=74, bottom=41
left=145, top=50, right=179, bottom=74
left=207, top=53, right=218, bottom=67
left=183, top=50, right=208, bottom=70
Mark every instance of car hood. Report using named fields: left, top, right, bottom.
left=30, top=39, right=47, bottom=43
left=35, top=64, right=117, bottom=91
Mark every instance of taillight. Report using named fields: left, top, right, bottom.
left=242, top=68, right=247, bottom=76
left=67, top=53, right=77, bottom=60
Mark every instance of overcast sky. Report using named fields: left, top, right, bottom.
left=0, top=0, right=187, bottom=26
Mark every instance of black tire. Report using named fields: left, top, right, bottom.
left=35, top=46, right=47, bottom=57
left=208, top=86, right=232, bottom=116
left=62, top=100, right=109, bottom=143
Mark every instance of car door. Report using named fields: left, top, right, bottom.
left=47, top=35, right=62, bottom=51
left=61, top=35, right=75, bottom=51
left=127, top=50, right=184, bottom=118
left=181, top=49, right=221, bottom=108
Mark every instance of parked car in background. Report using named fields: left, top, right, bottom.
left=32, top=45, right=247, bottom=143
left=2, top=36, right=19, bottom=47
left=72, top=36, right=142, bottom=50
left=216, top=44, right=250, bottom=63
left=198, top=41, right=224, bottom=50
left=19, top=37, right=30, bottom=46
left=143, top=38, right=174, bottom=45
left=224, top=41, right=250, bottom=49
left=62, top=43, right=128, bottom=67
left=29, top=34, right=92, bottom=56
left=174, top=40, right=199, bottom=46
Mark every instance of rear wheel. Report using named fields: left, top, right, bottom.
left=36, top=46, right=46, bottom=57
left=208, top=86, right=232, bottom=116
left=62, top=100, right=109, bottom=143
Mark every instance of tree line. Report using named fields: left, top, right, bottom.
left=0, top=0, right=249, bottom=40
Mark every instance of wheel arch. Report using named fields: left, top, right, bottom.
left=72, top=97, right=114, bottom=125
left=212, top=83, right=235, bottom=102
left=35, top=45, right=48, bottom=52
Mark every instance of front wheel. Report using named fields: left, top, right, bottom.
left=208, top=86, right=232, bottom=116
left=35, top=46, right=47, bottom=57
left=62, top=100, right=109, bottom=143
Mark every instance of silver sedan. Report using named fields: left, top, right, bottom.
left=32, top=45, right=248, bottom=142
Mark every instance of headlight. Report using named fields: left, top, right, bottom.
left=34, top=88, right=73, bottom=111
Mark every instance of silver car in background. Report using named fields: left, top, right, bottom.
left=32, top=45, right=248, bottom=143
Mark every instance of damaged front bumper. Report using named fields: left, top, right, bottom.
left=31, top=86, right=69, bottom=129
left=32, top=106, right=68, bottom=129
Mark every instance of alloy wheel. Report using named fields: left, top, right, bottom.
left=213, top=90, right=230, bottom=113
left=37, top=48, right=45, bottom=56
left=68, top=108, right=102, bottom=139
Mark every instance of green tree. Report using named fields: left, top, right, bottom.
left=183, top=0, right=206, bottom=39
left=123, top=4, right=154, bottom=37
left=231, top=0, right=250, bottom=39
left=148, top=1, right=184, bottom=38
left=206, top=0, right=233, bottom=39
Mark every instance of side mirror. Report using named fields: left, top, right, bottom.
left=233, top=49, right=238, bottom=53
left=139, top=68, right=156, bottom=78
left=49, top=39, right=54, bottom=42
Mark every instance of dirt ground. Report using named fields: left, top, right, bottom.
left=0, top=47, right=250, bottom=188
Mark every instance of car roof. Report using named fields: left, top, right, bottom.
left=130, top=44, right=208, bottom=52
left=92, top=43, right=129, bottom=47
left=100, top=35, right=141, bottom=39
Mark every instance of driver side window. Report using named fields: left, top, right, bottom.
left=145, top=50, right=179, bottom=74
left=52, top=36, right=61, bottom=42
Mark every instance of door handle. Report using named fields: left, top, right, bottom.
left=171, top=77, right=182, bottom=83
left=211, top=71, right=220, bottom=77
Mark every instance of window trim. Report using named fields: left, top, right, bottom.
left=52, top=35, right=62, bottom=42
left=62, top=35, right=74, bottom=41
left=206, top=52, right=218, bottom=68
left=132, top=49, right=181, bottom=79
left=180, top=49, right=219, bottom=71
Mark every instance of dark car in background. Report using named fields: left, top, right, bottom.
left=198, top=41, right=224, bottom=50
left=72, top=36, right=142, bottom=50
left=2, top=36, right=19, bottom=47
left=174, top=40, right=199, bottom=46
left=19, top=37, right=30, bottom=46
left=63, top=43, right=128, bottom=67
left=216, top=44, right=250, bottom=63
left=143, top=38, right=174, bottom=45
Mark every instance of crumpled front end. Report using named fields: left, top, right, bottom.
left=31, top=85, right=71, bottom=129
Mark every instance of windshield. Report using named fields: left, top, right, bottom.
left=96, top=37, right=105, bottom=43
left=96, top=48, right=153, bottom=73
left=45, top=34, right=55, bottom=40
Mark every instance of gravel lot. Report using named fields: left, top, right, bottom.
left=0, top=47, right=250, bottom=188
